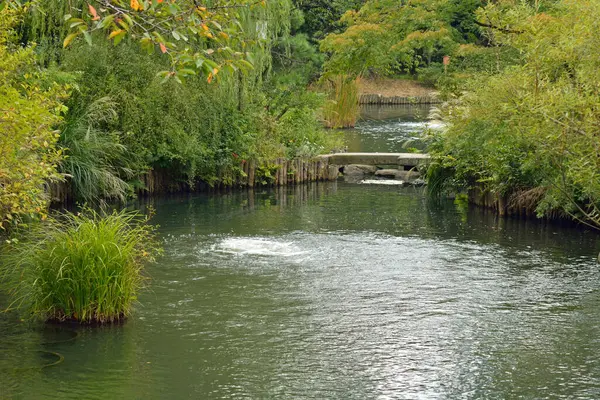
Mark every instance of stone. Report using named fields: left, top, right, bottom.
left=395, top=170, right=421, bottom=181
left=343, top=164, right=378, bottom=176
left=319, top=153, right=429, bottom=167
left=375, top=169, right=399, bottom=178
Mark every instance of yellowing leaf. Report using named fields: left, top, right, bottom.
left=159, top=42, right=167, bottom=53
left=130, top=0, right=143, bottom=11
left=207, top=72, right=213, bottom=83
left=108, top=29, right=123, bottom=39
left=63, top=32, right=78, bottom=48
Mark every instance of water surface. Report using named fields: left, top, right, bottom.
left=344, top=104, right=436, bottom=152
left=2, top=183, right=600, bottom=399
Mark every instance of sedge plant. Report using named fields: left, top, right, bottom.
left=0, top=209, right=161, bottom=324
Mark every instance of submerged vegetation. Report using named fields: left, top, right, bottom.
left=0, top=209, right=160, bottom=323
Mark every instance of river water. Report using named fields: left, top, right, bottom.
left=343, top=104, right=435, bottom=152
left=2, top=106, right=600, bottom=399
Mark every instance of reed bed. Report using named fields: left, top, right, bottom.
left=0, top=209, right=161, bottom=324
left=322, top=75, right=360, bottom=129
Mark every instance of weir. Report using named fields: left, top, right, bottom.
left=320, top=152, right=430, bottom=184
left=319, top=152, right=429, bottom=168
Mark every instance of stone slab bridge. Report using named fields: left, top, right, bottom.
left=317, top=152, right=430, bottom=182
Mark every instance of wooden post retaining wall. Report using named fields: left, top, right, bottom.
left=50, top=157, right=341, bottom=202
left=137, top=157, right=340, bottom=196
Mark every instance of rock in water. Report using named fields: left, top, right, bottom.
left=343, top=164, right=378, bottom=176
left=374, top=169, right=399, bottom=178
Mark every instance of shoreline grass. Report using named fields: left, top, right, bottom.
left=0, top=209, right=161, bottom=324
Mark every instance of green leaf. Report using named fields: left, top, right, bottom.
left=83, top=31, right=92, bottom=46
left=178, top=68, right=196, bottom=76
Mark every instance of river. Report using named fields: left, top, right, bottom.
left=2, top=106, right=600, bottom=399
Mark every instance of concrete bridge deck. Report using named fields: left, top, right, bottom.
left=318, top=153, right=430, bottom=167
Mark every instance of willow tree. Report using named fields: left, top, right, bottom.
left=11, top=0, right=333, bottom=195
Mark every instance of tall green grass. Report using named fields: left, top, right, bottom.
left=59, top=97, right=136, bottom=203
left=0, top=209, right=161, bottom=324
left=322, top=75, right=360, bottom=129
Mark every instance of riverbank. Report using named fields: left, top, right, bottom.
left=50, top=157, right=342, bottom=203
left=358, top=78, right=436, bottom=98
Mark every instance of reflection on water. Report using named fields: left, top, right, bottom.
left=344, top=104, right=437, bottom=152
left=3, top=182, right=600, bottom=399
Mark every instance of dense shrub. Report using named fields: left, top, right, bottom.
left=428, top=0, right=600, bottom=228
left=0, top=8, right=65, bottom=229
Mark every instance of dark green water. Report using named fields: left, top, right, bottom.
left=2, top=183, right=600, bottom=399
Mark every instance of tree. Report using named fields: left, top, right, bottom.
left=0, top=7, right=65, bottom=229
left=320, top=0, right=470, bottom=77
left=6, top=0, right=293, bottom=82
left=429, top=0, right=600, bottom=228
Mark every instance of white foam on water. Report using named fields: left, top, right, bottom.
left=214, top=237, right=306, bottom=257
left=360, top=179, right=406, bottom=185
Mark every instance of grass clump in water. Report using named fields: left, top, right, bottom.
left=0, top=209, right=161, bottom=324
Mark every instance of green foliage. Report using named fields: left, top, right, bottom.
left=320, top=0, right=476, bottom=77
left=0, top=7, right=65, bottom=229
left=57, top=38, right=337, bottom=187
left=20, top=0, right=278, bottom=80
left=10, top=0, right=337, bottom=198
left=293, top=0, right=366, bottom=41
left=429, top=0, right=600, bottom=228
left=0, top=209, right=161, bottom=323
left=59, top=96, right=137, bottom=203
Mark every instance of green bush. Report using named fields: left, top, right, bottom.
left=0, top=7, right=65, bottom=229
left=59, top=96, right=137, bottom=202
left=1, top=209, right=161, bottom=324
left=428, top=0, right=600, bottom=228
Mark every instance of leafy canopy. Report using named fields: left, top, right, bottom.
left=320, top=0, right=482, bottom=76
